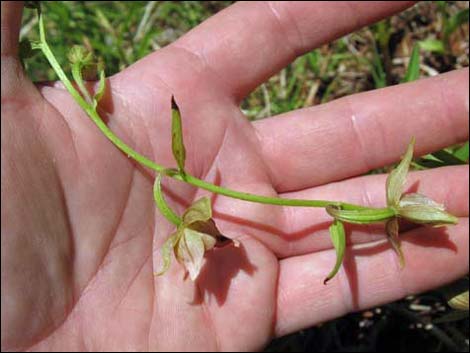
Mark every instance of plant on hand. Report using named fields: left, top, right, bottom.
left=26, top=4, right=459, bottom=284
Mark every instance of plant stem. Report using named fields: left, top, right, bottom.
left=37, top=12, right=367, bottom=212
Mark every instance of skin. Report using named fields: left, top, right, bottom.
left=1, top=1, right=469, bottom=351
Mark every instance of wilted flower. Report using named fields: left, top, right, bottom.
left=156, top=197, right=237, bottom=280
left=385, top=137, right=458, bottom=265
left=325, top=137, right=459, bottom=279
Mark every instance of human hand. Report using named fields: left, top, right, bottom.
left=2, top=1, right=468, bottom=351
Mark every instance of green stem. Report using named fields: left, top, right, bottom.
left=37, top=12, right=367, bottom=212
left=154, top=173, right=182, bottom=226
left=71, top=63, right=92, bottom=103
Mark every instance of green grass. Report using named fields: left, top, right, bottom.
left=20, top=2, right=469, bottom=352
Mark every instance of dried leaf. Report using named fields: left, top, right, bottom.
left=448, top=291, right=469, bottom=311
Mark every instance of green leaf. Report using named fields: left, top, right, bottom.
left=386, top=218, right=404, bottom=268
left=413, top=154, right=447, bottom=169
left=182, top=197, right=212, bottom=225
left=326, top=205, right=395, bottom=224
left=176, top=228, right=206, bottom=280
left=401, top=43, right=420, bottom=83
left=370, top=44, right=387, bottom=89
left=92, top=68, right=106, bottom=109
left=436, top=1, right=447, bottom=12
left=154, top=231, right=181, bottom=276
left=324, top=220, right=346, bottom=284
left=432, top=149, right=467, bottom=165
left=445, top=8, right=469, bottom=38
left=153, top=173, right=182, bottom=226
left=171, top=96, right=186, bottom=174
left=398, top=205, right=459, bottom=226
left=453, top=141, right=469, bottom=162
left=418, top=39, right=445, bottom=54
left=386, top=137, right=415, bottom=207
left=433, top=310, right=469, bottom=324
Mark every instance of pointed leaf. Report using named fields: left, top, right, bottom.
left=324, top=220, right=346, bottom=284
left=326, top=205, right=395, bottom=224
left=445, top=8, right=469, bottom=38
left=453, top=141, right=469, bottom=163
left=398, top=205, right=459, bottom=226
left=432, top=149, right=467, bottom=166
left=171, top=96, right=186, bottom=174
left=433, top=310, right=469, bottom=324
left=401, top=43, right=420, bottom=83
left=448, top=291, right=469, bottom=311
left=399, top=193, right=445, bottom=211
left=386, top=137, right=415, bottom=207
left=386, top=218, right=405, bottom=268
left=176, top=229, right=206, bottom=281
left=182, top=197, right=212, bottom=225
left=154, top=231, right=181, bottom=276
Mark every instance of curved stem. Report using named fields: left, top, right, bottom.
left=38, top=12, right=367, bottom=211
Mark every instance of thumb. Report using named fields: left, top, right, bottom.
left=1, top=1, right=37, bottom=99
left=1, top=1, right=23, bottom=57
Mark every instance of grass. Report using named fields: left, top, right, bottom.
left=21, top=1, right=469, bottom=352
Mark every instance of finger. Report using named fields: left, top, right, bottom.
left=1, top=1, right=23, bottom=56
left=254, top=68, right=469, bottom=192
left=173, top=1, right=414, bottom=100
left=1, top=2, right=37, bottom=100
left=275, top=218, right=468, bottom=337
left=279, top=166, right=468, bottom=257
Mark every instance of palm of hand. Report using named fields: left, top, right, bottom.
left=3, top=46, right=282, bottom=350
left=2, top=2, right=468, bottom=352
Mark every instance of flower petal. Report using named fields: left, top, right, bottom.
left=399, top=193, right=445, bottom=211
left=176, top=228, right=206, bottom=281
left=154, top=231, right=181, bottom=276
left=386, top=218, right=405, bottom=268
left=182, top=197, right=212, bottom=225
left=386, top=137, right=415, bottom=207
left=398, top=205, right=459, bottom=226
